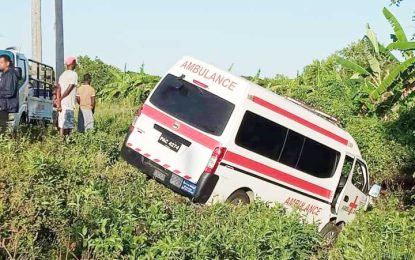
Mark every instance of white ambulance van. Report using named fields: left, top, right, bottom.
left=121, top=56, right=381, bottom=238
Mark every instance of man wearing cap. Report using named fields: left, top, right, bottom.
left=58, top=56, right=78, bottom=135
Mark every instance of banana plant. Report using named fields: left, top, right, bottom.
left=383, top=7, right=413, bottom=59
left=100, top=70, right=160, bottom=104
left=336, top=25, right=395, bottom=108
left=336, top=8, right=415, bottom=113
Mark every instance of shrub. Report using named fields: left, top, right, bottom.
left=345, top=116, right=414, bottom=181
left=329, top=200, right=415, bottom=259
left=0, top=104, right=322, bottom=259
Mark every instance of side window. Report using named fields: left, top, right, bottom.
left=17, top=58, right=27, bottom=86
left=341, top=156, right=354, bottom=178
left=279, top=130, right=305, bottom=168
left=296, top=138, right=340, bottom=178
left=351, top=161, right=367, bottom=192
left=235, top=111, right=287, bottom=161
left=338, top=155, right=354, bottom=188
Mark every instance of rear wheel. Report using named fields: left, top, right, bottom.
left=226, top=190, right=250, bottom=205
left=19, top=112, right=28, bottom=126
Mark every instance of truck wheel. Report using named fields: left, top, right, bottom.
left=320, top=222, right=341, bottom=244
left=19, top=112, right=28, bottom=126
left=226, top=190, right=250, bottom=205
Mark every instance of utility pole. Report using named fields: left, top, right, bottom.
left=31, top=0, right=42, bottom=62
left=55, top=0, right=64, bottom=77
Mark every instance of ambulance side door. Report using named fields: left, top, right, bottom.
left=336, top=156, right=369, bottom=223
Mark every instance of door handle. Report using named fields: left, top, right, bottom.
left=343, top=195, right=349, bottom=202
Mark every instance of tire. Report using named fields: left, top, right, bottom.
left=320, top=222, right=341, bottom=244
left=226, top=190, right=250, bottom=205
left=19, top=112, right=28, bottom=126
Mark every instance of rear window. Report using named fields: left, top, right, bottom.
left=235, top=111, right=340, bottom=178
left=150, top=74, right=235, bottom=136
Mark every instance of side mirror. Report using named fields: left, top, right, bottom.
left=14, top=67, right=23, bottom=80
left=368, top=184, right=381, bottom=198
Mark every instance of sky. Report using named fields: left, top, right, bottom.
left=1, top=1, right=414, bottom=77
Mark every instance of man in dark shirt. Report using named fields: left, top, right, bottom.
left=0, top=54, right=19, bottom=133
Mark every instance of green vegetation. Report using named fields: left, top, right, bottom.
left=1, top=6, right=414, bottom=260
left=0, top=107, right=322, bottom=259
left=329, top=198, right=415, bottom=260
left=336, top=7, right=415, bottom=114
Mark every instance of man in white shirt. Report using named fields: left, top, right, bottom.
left=58, top=56, right=78, bottom=135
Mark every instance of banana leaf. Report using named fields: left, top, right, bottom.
left=370, top=57, right=415, bottom=100
left=383, top=7, right=408, bottom=43
left=387, top=41, right=415, bottom=51
left=366, top=24, right=379, bottom=55
left=336, top=56, right=370, bottom=76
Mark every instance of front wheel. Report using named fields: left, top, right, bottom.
left=19, top=112, right=28, bottom=126
left=226, top=190, right=250, bottom=205
left=320, top=222, right=341, bottom=244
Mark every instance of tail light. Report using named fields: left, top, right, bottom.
left=137, top=106, right=143, bottom=116
left=204, top=147, right=227, bottom=174
left=129, top=124, right=135, bottom=132
left=129, top=107, right=143, bottom=132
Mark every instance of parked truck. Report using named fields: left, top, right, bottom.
left=0, top=47, right=55, bottom=130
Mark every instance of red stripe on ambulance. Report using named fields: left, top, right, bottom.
left=142, top=104, right=220, bottom=150
left=223, top=151, right=332, bottom=199
left=251, top=96, right=349, bottom=146
left=193, top=79, right=209, bottom=88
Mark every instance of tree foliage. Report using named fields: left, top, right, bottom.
left=76, top=56, right=121, bottom=93
left=336, top=7, right=415, bottom=114
left=77, top=56, right=160, bottom=104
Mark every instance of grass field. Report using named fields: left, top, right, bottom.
left=0, top=102, right=414, bottom=259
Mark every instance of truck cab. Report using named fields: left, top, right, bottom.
left=0, top=48, right=54, bottom=130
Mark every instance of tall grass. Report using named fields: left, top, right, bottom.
left=0, top=103, right=322, bottom=259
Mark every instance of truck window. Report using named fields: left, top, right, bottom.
left=17, top=58, right=27, bottom=86
left=279, top=130, right=305, bottom=168
left=351, top=161, right=367, bottom=192
left=235, top=111, right=287, bottom=161
left=150, top=74, right=235, bottom=136
left=296, top=138, right=340, bottom=178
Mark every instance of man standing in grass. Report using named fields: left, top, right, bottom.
left=0, top=55, right=18, bottom=133
left=58, top=56, right=78, bottom=136
left=76, top=73, right=96, bottom=132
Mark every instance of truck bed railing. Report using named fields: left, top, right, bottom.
left=28, top=59, right=55, bottom=100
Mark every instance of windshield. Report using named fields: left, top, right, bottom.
left=150, top=74, right=235, bottom=136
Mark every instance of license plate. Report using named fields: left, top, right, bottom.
left=158, top=134, right=182, bottom=152
left=153, top=169, right=167, bottom=182
left=181, top=180, right=197, bottom=195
